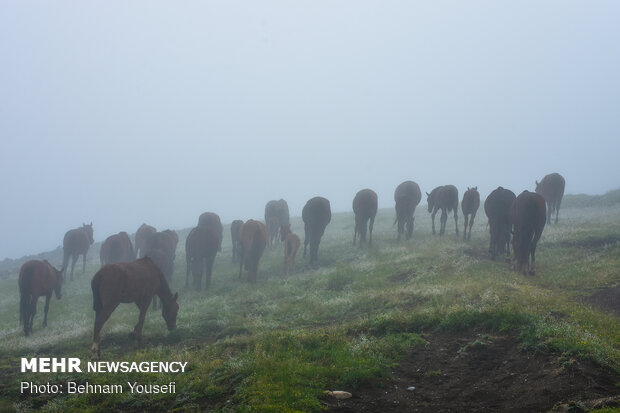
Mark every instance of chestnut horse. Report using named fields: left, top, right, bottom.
left=100, top=232, right=134, bottom=266
left=511, top=191, right=546, bottom=275
left=91, top=257, right=179, bottom=359
left=135, top=223, right=156, bottom=259
left=427, top=186, right=459, bottom=236
left=238, top=220, right=268, bottom=283
left=394, top=181, right=422, bottom=241
left=302, top=197, right=331, bottom=265
left=230, top=220, right=244, bottom=263
left=280, top=225, right=300, bottom=276
left=353, top=189, right=378, bottom=247
left=461, top=187, right=480, bottom=241
left=146, top=248, right=173, bottom=310
left=19, top=260, right=63, bottom=336
left=185, top=226, right=219, bottom=291
left=62, top=223, right=94, bottom=281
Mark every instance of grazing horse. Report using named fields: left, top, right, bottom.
left=353, top=189, right=378, bottom=247
left=535, top=173, right=565, bottom=224
left=427, top=186, right=459, bottom=236
left=135, top=224, right=157, bottom=259
left=302, top=197, right=332, bottom=265
left=185, top=226, right=219, bottom=291
left=238, top=220, right=268, bottom=283
left=19, top=260, right=63, bottom=336
left=62, top=223, right=94, bottom=281
left=484, top=187, right=517, bottom=261
left=461, top=187, right=480, bottom=241
left=280, top=225, right=300, bottom=276
left=265, top=199, right=290, bottom=246
left=146, top=248, right=173, bottom=310
left=100, top=232, right=134, bottom=266
left=511, top=191, right=546, bottom=275
left=90, top=257, right=179, bottom=359
left=198, top=212, right=224, bottom=251
left=231, top=220, right=244, bottom=263
left=394, top=181, right=422, bottom=241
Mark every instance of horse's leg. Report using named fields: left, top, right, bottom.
left=92, top=303, right=118, bottom=359
left=43, top=294, right=51, bottom=327
left=431, top=208, right=438, bottom=235
left=369, top=216, right=375, bottom=247
left=529, top=230, right=542, bottom=275
left=133, top=299, right=150, bottom=346
left=463, top=214, right=469, bottom=240
left=206, top=257, right=214, bottom=289
left=70, top=254, right=78, bottom=281
left=468, top=213, right=475, bottom=241
left=353, top=219, right=358, bottom=246
left=82, top=253, right=86, bottom=273
left=454, top=208, right=459, bottom=236
left=29, top=296, right=39, bottom=333
left=440, top=209, right=447, bottom=236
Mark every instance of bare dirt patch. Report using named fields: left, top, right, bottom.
left=585, top=285, right=620, bottom=318
left=324, top=331, right=619, bottom=412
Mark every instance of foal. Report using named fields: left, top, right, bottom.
left=280, top=225, right=300, bottom=277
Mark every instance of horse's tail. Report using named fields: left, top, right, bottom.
left=91, top=275, right=102, bottom=313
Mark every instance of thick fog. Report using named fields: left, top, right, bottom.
left=1, top=1, right=619, bottom=259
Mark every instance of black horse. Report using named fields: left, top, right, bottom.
left=426, top=186, right=459, bottom=236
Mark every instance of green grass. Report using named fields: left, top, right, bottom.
left=1, top=201, right=619, bottom=411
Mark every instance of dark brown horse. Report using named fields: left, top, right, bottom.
left=135, top=223, right=156, bottom=258
left=484, top=187, right=516, bottom=261
left=265, top=199, right=290, bottom=246
left=394, top=181, right=422, bottom=241
left=144, top=230, right=178, bottom=274
left=302, top=197, right=331, bottom=265
left=353, top=189, right=378, bottom=247
left=100, top=232, right=134, bottom=266
left=280, top=225, right=300, bottom=276
left=145, top=248, right=173, bottom=310
left=91, top=257, right=179, bottom=359
left=535, top=173, right=565, bottom=224
left=62, top=223, right=94, bottom=281
left=19, top=260, right=63, bottom=336
left=198, top=212, right=224, bottom=252
left=185, top=226, right=219, bottom=291
left=238, top=220, right=268, bottom=283
left=427, top=186, right=459, bottom=236
left=230, top=220, right=244, bottom=263
left=511, top=191, right=546, bottom=275
left=461, top=187, right=480, bottom=241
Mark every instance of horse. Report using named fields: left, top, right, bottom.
left=238, top=220, right=268, bottom=283
left=230, top=220, right=244, bottom=263
left=461, top=187, right=480, bottom=241
left=265, top=199, right=290, bottom=246
left=100, top=232, right=134, bottom=266
left=302, top=197, right=332, bottom=265
left=62, top=223, right=94, bottom=281
left=198, top=212, right=223, bottom=251
left=135, top=223, right=156, bottom=259
left=535, top=173, right=565, bottom=224
left=394, top=181, right=422, bottom=241
left=427, top=186, right=459, bottom=236
left=280, top=225, right=300, bottom=276
left=353, top=189, right=378, bottom=247
left=144, top=230, right=178, bottom=273
left=511, top=191, right=546, bottom=275
left=484, top=187, right=516, bottom=261
left=185, top=226, right=219, bottom=291
left=90, top=257, right=179, bottom=359
left=19, top=260, right=63, bottom=336
left=145, top=248, right=173, bottom=310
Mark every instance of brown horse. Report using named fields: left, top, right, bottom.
left=100, top=232, right=134, bottom=266
left=353, top=189, right=378, bottom=247
left=484, top=187, right=516, bottom=261
left=511, top=191, right=546, bottom=275
left=135, top=223, right=157, bottom=258
left=62, top=223, right=94, bottom=281
left=145, top=248, right=173, bottom=310
left=198, top=212, right=224, bottom=252
left=144, top=230, right=178, bottom=277
left=427, top=186, right=459, bottom=236
left=230, top=220, right=244, bottom=263
left=461, top=187, right=480, bottom=241
left=302, top=197, right=331, bottom=265
left=394, top=181, right=422, bottom=241
left=535, top=173, right=565, bottom=224
left=91, top=257, right=179, bottom=359
left=19, top=260, right=63, bottom=336
left=265, top=199, right=290, bottom=246
left=238, top=220, right=268, bottom=283
left=185, top=226, right=219, bottom=291
left=280, top=225, right=300, bottom=276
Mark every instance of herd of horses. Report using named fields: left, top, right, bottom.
left=17, top=173, right=565, bottom=358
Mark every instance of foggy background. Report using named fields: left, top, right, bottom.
left=1, top=1, right=619, bottom=260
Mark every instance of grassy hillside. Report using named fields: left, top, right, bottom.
left=0, top=201, right=619, bottom=412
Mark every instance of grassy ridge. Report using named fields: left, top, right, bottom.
left=1, top=202, right=619, bottom=411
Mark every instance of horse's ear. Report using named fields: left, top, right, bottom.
left=425, top=192, right=430, bottom=196
left=173, top=292, right=178, bottom=301
left=535, top=180, right=539, bottom=186
left=474, top=186, right=477, bottom=191
left=90, top=222, right=92, bottom=227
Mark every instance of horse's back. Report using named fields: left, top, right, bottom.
left=19, top=260, right=54, bottom=294
left=92, top=258, right=162, bottom=304
left=353, top=189, right=378, bottom=217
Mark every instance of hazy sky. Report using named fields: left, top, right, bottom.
left=1, top=1, right=619, bottom=259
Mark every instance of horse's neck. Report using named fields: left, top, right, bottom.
left=156, top=273, right=174, bottom=304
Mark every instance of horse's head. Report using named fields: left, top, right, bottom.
left=534, top=180, right=542, bottom=194
left=53, top=265, right=64, bottom=299
left=426, top=192, right=433, bottom=213
left=162, top=292, right=179, bottom=331
left=83, top=222, right=95, bottom=245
